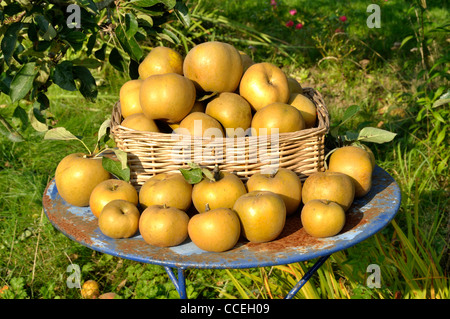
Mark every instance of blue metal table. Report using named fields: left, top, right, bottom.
left=43, top=166, right=401, bottom=299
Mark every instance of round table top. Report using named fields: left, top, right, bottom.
left=43, top=166, right=401, bottom=269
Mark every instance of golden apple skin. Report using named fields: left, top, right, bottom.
left=301, top=199, right=346, bottom=238
left=192, top=172, right=247, bottom=213
left=139, top=205, right=189, bottom=247
left=98, top=199, right=140, bottom=239
left=288, top=93, right=317, bottom=128
left=176, top=112, right=225, bottom=137
left=183, top=41, right=243, bottom=93
left=120, top=113, right=159, bottom=132
left=188, top=208, right=241, bottom=252
left=139, top=173, right=192, bottom=211
left=81, top=280, right=100, bottom=299
left=246, top=168, right=302, bottom=216
left=140, top=73, right=196, bottom=123
left=239, top=62, right=290, bottom=112
left=233, top=191, right=286, bottom=243
left=205, top=92, right=252, bottom=137
left=89, top=179, right=139, bottom=218
left=120, top=79, right=143, bottom=118
left=302, top=171, right=355, bottom=211
left=138, top=46, right=184, bottom=79
left=250, top=102, right=305, bottom=136
left=55, top=153, right=111, bottom=207
left=328, top=146, right=373, bottom=198
left=287, top=77, right=303, bottom=94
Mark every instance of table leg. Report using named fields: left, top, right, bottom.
left=284, top=254, right=331, bottom=299
left=164, top=266, right=187, bottom=299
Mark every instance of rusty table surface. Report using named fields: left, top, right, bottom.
left=43, top=166, right=401, bottom=269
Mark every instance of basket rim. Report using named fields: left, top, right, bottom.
left=111, top=87, right=330, bottom=141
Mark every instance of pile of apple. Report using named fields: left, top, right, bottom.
left=53, top=40, right=377, bottom=252
left=118, top=41, right=318, bottom=136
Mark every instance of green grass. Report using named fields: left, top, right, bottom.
left=1, top=0, right=448, bottom=299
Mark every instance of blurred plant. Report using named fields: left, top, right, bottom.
left=0, top=0, right=190, bottom=142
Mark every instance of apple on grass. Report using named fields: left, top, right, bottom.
left=98, top=199, right=140, bottom=239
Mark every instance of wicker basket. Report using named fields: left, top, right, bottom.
left=111, top=87, right=329, bottom=189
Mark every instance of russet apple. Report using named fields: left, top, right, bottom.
left=233, top=191, right=286, bottom=243
left=89, top=179, right=139, bottom=218
left=139, top=204, right=189, bottom=247
left=119, top=79, right=143, bottom=119
left=120, top=113, right=159, bottom=132
left=192, top=171, right=247, bottom=213
left=328, top=145, right=374, bottom=198
left=183, top=41, right=243, bottom=93
left=301, top=199, right=346, bottom=238
left=138, top=46, right=184, bottom=80
left=176, top=112, right=225, bottom=137
left=302, top=171, right=355, bottom=211
left=288, top=93, right=317, bottom=128
left=139, top=173, right=192, bottom=211
left=239, top=62, right=290, bottom=112
left=140, top=73, right=196, bottom=123
left=205, top=92, right=252, bottom=137
left=239, top=50, right=255, bottom=73
left=246, top=168, right=302, bottom=216
left=250, top=102, right=305, bottom=136
left=98, top=199, right=140, bottom=239
left=188, top=207, right=241, bottom=252
left=287, top=77, right=303, bottom=94
left=55, top=153, right=111, bottom=207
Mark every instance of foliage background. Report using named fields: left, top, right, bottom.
left=0, top=0, right=448, bottom=299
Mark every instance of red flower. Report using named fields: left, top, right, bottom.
left=285, top=20, right=294, bottom=27
left=339, top=15, right=347, bottom=22
left=289, top=9, right=297, bottom=15
left=295, top=23, right=303, bottom=30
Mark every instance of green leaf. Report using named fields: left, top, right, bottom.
left=97, top=119, right=111, bottom=143
left=109, top=47, right=126, bottom=72
left=115, top=24, right=144, bottom=62
left=174, top=1, right=191, bottom=27
left=73, top=66, right=98, bottom=101
left=125, top=13, right=139, bottom=38
left=9, top=62, right=37, bottom=103
left=28, top=108, right=48, bottom=132
left=102, top=156, right=130, bottom=182
left=44, top=127, right=80, bottom=141
left=180, top=167, right=203, bottom=184
left=111, top=148, right=128, bottom=170
left=1, top=22, right=23, bottom=65
left=34, top=15, right=57, bottom=41
left=356, top=127, right=397, bottom=144
left=53, top=61, right=77, bottom=91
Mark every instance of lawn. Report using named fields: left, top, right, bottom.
left=0, top=0, right=448, bottom=299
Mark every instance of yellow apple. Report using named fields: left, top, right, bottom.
left=250, top=102, right=305, bottom=136
left=55, top=153, right=111, bottom=207
left=176, top=112, right=225, bottom=137
left=120, top=113, right=160, bottom=132
left=119, top=79, right=143, bottom=118
left=205, top=92, right=252, bottom=137
left=89, top=179, right=139, bottom=218
left=287, top=77, right=303, bottom=94
left=288, top=93, right=317, bottom=128
left=239, top=50, right=255, bottom=73
left=246, top=168, right=302, bottom=216
left=301, top=171, right=355, bottom=211
left=139, top=204, right=189, bottom=247
left=192, top=171, right=247, bottom=213
left=140, top=73, right=196, bottom=123
left=139, top=173, right=192, bottom=211
left=81, top=280, right=100, bottom=299
left=301, top=199, right=346, bottom=238
left=98, top=199, right=140, bottom=239
left=233, top=191, right=286, bottom=243
left=138, top=46, right=184, bottom=80
left=239, top=62, right=290, bottom=112
left=188, top=207, right=241, bottom=252
left=183, top=41, right=243, bottom=93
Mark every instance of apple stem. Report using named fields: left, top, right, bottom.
left=213, top=164, right=221, bottom=182
left=205, top=203, right=210, bottom=212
